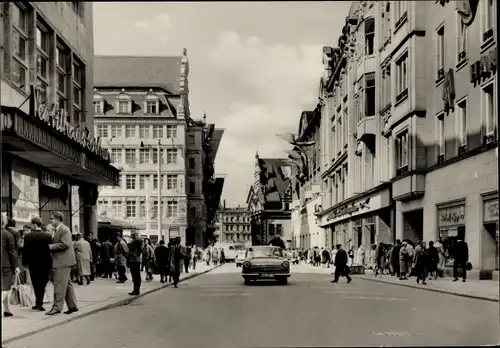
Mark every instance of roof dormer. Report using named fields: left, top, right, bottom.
left=144, top=89, right=159, bottom=114
left=93, top=88, right=104, bottom=115
left=116, top=88, right=131, bottom=114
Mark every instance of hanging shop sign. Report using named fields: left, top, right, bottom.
left=438, top=205, right=466, bottom=227
left=29, top=86, right=110, bottom=161
left=483, top=199, right=499, bottom=223
left=40, top=171, right=66, bottom=189
left=470, top=49, right=497, bottom=87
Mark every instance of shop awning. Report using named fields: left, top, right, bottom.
left=2, top=105, right=120, bottom=186
left=98, top=216, right=139, bottom=230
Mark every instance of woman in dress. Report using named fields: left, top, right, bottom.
left=73, top=233, right=92, bottom=285
left=434, top=237, right=446, bottom=277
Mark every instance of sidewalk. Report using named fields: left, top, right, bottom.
left=2, top=263, right=220, bottom=344
left=304, top=264, right=499, bottom=302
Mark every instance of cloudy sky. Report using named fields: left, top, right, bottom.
left=93, top=1, right=350, bottom=207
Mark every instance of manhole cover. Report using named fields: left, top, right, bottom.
left=372, top=331, right=420, bottom=337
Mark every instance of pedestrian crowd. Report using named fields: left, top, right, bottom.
left=1, top=212, right=213, bottom=319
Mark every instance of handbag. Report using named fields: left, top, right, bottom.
left=466, top=262, right=472, bottom=271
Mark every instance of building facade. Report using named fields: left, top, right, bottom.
left=93, top=53, right=190, bottom=244
left=299, top=0, right=497, bottom=278
left=247, top=154, right=293, bottom=246
left=1, top=2, right=119, bottom=233
left=218, top=204, right=252, bottom=244
left=185, top=114, right=224, bottom=246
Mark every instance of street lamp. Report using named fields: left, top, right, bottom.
left=140, top=139, right=163, bottom=241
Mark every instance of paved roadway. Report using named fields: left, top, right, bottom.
left=7, top=263, right=499, bottom=348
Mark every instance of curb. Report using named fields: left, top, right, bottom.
left=358, top=276, right=499, bottom=303
left=2, top=264, right=222, bottom=345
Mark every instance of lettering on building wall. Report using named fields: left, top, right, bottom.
left=40, top=171, right=65, bottom=189
left=470, top=49, right=497, bottom=86
left=438, top=205, right=466, bottom=226
left=29, top=86, right=110, bottom=161
left=328, top=203, right=361, bottom=220
left=484, top=200, right=499, bottom=223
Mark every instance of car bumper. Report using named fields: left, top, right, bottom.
left=242, top=273, right=290, bottom=278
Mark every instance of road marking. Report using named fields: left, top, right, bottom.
left=322, top=291, right=384, bottom=295
left=342, top=296, right=409, bottom=301
left=197, top=293, right=251, bottom=296
left=372, top=331, right=421, bottom=337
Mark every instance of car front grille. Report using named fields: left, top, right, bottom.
left=247, top=265, right=288, bottom=273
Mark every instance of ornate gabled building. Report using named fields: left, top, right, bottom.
left=186, top=113, right=224, bottom=247
left=247, top=153, right=293, bottom=246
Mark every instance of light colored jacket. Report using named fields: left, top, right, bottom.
left=74, top=239, right=92, bottom=262
left=49, top=223, right=76, bottom=268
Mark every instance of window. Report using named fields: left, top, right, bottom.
left=36, top=23, right=51, bottom=98
left=139, top=148, right=150, bottom=164
left=483, top=82, right=496, bottom=139
left=167, top=125, right=177, bottom=138
left=111, top=125, right=121, bottom=138
left=94, top=101, right=102, bottom=114
left=151, top=149, right=165, bottom=164
left=436, top=26, right=445, bottom=80
left=11, top=4, right=28, bottom=91
left=381, top=66, right=391, bottom=108
left=365, top=73, right=375, bottom=117
left=167, top=201, right=178, bottom=218
left=482, top=0, right=494, bottom=42
left=125, top=149, right=136, bottom=165
left=365, top=18, right=375, bottom=55
left=73, top=59, right=84, bottom=122
left=167, top=149, right=177, bottom=164
left=189, top=157, right=196, bottom=169
left=383, top=2, right=391, bottom=43
left=146, top=101, right=158, bottom=114
left=153, top=175, right=159, bottom=190
left=139, top=175, right=148, bottom=190
left=110, top=149, right=122, bottom=163
left=457, top=16, right=467, bottom=61
left=139, top=125, right=150, bottom=138
left=457, top=99, right=468, bottom=147
left=394, top=0, right=407, bottom=27
left=112, top=200, right=122, bottom=218
left=118, top=101, right=130, bottom=114
left=56, top=44, right=69, bottom=98
left=167, top=175, right=178, bottom=190
left=188, top=134, right=195, bottom=144
left=151, top=201, right=158, bottom=219
left=97, top=125, right=108, bottom=138
left=126, top=200, right=136, bottom=218
left=269, top=224, right=275, bottom=236
left=395, top=130, right=409, bottom=174
left=139, top=201, right=146, bottom=218
left=437, top=113, right=445, bottom=157
left=153, top=125, right=163, bottom=138
left=337, top=116, right=342, bottom=154
left=189, top=181, right=196, bottom=194
left=125, top=125, right=136, bottom=138
left=395, top=53, right=408, bottom=100
left=343, top=107, right=348, bottom=147
left=126, top=175, right=136, bottom=190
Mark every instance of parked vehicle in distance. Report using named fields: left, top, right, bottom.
left=241, top=246, right=290, bottom=285
left=216, top=243, right=245, bottom=262
left=235, top=250, right=246, bottom=267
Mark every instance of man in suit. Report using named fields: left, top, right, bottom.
left=127, top=231, right=143, bottom=296
left=22, top=217, right=52, bottom=311
left=46, top=211, right=78, bottom=316
left=452, top=238, right=469, bottom=282
left=100, top=237, right=114, bottom=279
left=331, top=244, right=352, bottom=284
left=168, top=237, right=184, bottom=288
left=2, top=214, right=19, bottom=317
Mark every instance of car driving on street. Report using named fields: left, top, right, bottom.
left=241, top=246, right=290, bottom=285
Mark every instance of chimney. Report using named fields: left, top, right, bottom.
left=223, top=199, right=226, bottom=209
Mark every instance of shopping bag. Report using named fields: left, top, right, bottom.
left=8, top=273, right=21, bottom=306
left=18, top=284, right=35, bottom=307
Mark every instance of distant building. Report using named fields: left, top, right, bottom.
left=93, top=52, right=190, bottom=244
left=218, top=202, right=251, bottom=243
left=1, top=2, right=119, bottom=233
left=247, top=153, right=293, bottom=246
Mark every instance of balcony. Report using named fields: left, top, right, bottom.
left=392, top=172, right=425, bottom=201
left=356, top=116, right=376, bottom=142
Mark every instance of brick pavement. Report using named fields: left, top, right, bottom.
left=304, top=263, right=499, bottom=302
left=2, top=263, right=218, bottom=344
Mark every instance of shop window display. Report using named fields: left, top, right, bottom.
left=437, top=204, right=466, bottom=267
left=11, top=166, right=40, bottom=227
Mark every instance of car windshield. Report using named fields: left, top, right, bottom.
left=248, top=246, right=283, bottom=258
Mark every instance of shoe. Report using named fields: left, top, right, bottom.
left=116, top=280, right=125, bottom=283
left=128, top=291, right=139, bottom=296
left=330, top=280, right=338, bottom=283
left=347, top=278, right=352, bottom=283
left=87, top=279, right=91, bottom=285
left=45, top=309, right=61, bottom=316
left=422, top=282, right=427, bottom=285
left=64, top=308, right=79, bottom=314
left=453, top=278, right=459, bottom=282
left=416, top=278, right=420, bottom=284
left=462, top=279, right=466, bottom=282
left=4, top=312, right=13, bottom=317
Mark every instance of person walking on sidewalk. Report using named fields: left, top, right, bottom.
left=128, top=232, right=143, bottom=296
left=399, top=241, right=410, bottom=280
left=427, top=241, right=439, bottom=279
left=22, top=217, right=52, bottom=311
left=331, top=244, right=352, bottom=284
left=154, top=240, right=169, bottom=283
left=435, top=237, right=446, bottom=277
left=100, top=238, right=114, bottom=279
left=183, top=245, right=192, bottom=273
left=192, top=246, right=199, bottom=271
left=168, top=237, right=184, bottom=288
left=2, top=214, right=20, bottom=317
left=374, top=242, right=385, bottom=277
left=390, top=240, right=401, bottom=277
left=452, top=238, right=469, bottom=282
left=87, top=232, right=101, bottom=280
left=73, top=233, right=92, bottom=286
left=114, top=233, right=129, bottom=283
left=413, top=241, right=428, bottom=285
left=46, top=211, right=78, bottom=316
left=142, top=238, right=154, bottom=281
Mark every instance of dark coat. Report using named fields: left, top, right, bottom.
left=154, top=245, right=169, bottom=272
left=334, top=248, right=348, bottom=266
left=2, top=228, right=18, bottom=290
left=168, top=244, right=183, bottom=274
left=269, top=237, right=286, bottom=249
left=128, top=238, right=143, bottom=264
left=100, top=241, right=114, bottom=261
left=452, top=240, right=469, bottom=262
left=391, top=245, right=401, bottom=264
left=22, top=229, right=53, bottom=271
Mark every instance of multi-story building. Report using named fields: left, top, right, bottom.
left=1, top=2, right=119, bottom=233
left=93, top=52, right=190, bottom=244
left=185, top=114, right=224, bottom=246
left=218, top=202, right=252, bottom=244
left=247, top=153, right=293, bottom=246
left=306, top=0, right=497, bottom=279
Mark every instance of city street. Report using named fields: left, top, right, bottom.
left=6, top=264, right=499, bottom=348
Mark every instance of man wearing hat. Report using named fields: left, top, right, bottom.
left=22, top=217, right=52, bottom=311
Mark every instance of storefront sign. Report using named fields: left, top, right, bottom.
left=29, top=86, right=110, bottom=161
left=329, top=203, right=361, bottom=220
left=438, top=205, right=466, bottom=227
left=1, top=111, right=13, bottom=131
left=470, top=49, right=497, bottom=86
left=483, top=200, right=499, bottom=223
left=40, top=171, right=65, bottom=189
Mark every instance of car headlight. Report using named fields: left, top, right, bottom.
left=243, top=261, right=251, bottom=268
left=282, top=260, right=290, bottom=268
